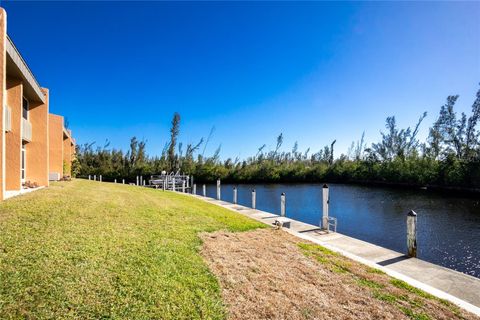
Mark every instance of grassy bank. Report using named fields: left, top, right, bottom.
left=0, top=180, right=263, bottom=319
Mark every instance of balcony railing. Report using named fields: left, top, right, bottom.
left=22, top=118, right=32, bottom=142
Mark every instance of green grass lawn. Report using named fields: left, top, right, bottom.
left=0, top=180, right=263, bottom=319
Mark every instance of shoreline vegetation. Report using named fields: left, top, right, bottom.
left=75, top=87, right=480, bottom=194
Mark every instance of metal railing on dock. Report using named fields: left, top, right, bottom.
left=85, top=171, right=193, bottom=192
left=149, top=172, right=192, bottom=191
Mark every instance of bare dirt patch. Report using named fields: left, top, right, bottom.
left=200, top=228, right=479, bottom=320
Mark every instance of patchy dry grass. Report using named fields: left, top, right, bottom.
left=298, top=241, right=471, bottom=320
left=0, top=180, right=263, bottom=319
left=201, top=228, right=478, bottom=320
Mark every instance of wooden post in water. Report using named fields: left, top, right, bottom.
left=203, top=184, right=206, bottom=197
left=280, top=192, right=286, bottom=217
left=407, top=210, right=417, bottom=258
left=182, top=180, right=186, bottom=193
left=233, top=187, right=237, bottom=204
left=193, top=184, right=197, bottom=195
left=216, top=179, right=221, bottom=200
left=252, top=189, right=256, bottom=209
left=322, top=184, right=329, bottom=230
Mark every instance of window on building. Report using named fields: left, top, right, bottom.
left=22, top=97, right=29, bottom=120
left=21, top=143, right=26, bottom=182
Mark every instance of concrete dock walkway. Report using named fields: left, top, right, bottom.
left=194, top=195, right=480, bottom=316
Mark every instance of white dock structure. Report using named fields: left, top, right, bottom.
left=149, top=172, right=191, bottom=192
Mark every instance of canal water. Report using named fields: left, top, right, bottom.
left=200, top=183, right=480, bottom=278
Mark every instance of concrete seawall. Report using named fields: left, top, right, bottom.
left=190, top=193, right=480, bottom=316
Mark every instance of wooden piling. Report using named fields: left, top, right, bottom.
left=322, top=184, right=329, bottom=230
left=233, top=187, right=237, bottom=204
left=216, top=179, right=221, bottom=200
left=407, top=210, right=417, bottom=258
left=252, top=189, right=256, bottom=209
left=281, top=192, right=286, bottom=217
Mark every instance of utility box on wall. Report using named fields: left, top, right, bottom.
left=49, top=172, right=61, bottom=181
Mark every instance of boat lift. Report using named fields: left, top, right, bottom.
left=149, top=171, right=192, bottom=192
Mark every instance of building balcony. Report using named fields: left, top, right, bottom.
left=22, top=118, right=32, bottom=142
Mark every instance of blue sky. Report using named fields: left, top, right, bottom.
left=2, top=1, right=479, bottom=159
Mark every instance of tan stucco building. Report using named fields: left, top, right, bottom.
left=0, top=8, right=75, bottom=200
left=48, top=113, right=75, bottom=180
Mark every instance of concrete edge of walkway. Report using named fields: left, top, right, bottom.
left=4, top=186, right=45, bottom=200
left=184, top=192, right=480, bottom=317
left=289, top=228, right=480, bottom=317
